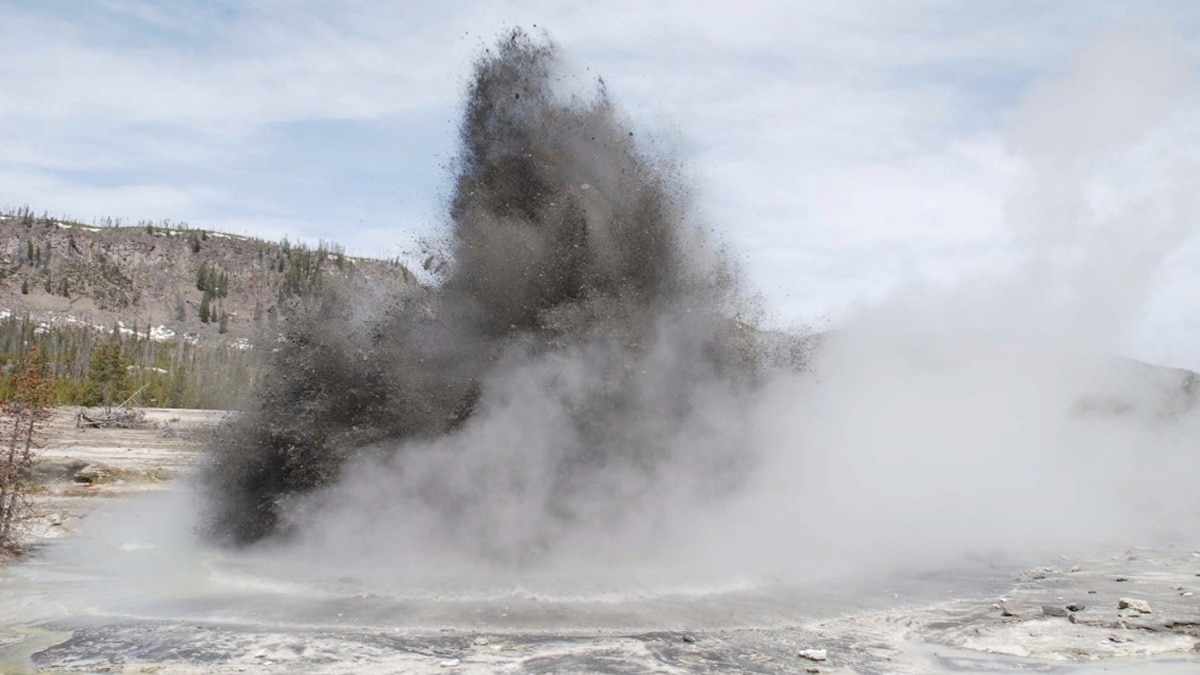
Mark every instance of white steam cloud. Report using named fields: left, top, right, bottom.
left=251, top=27, right=1200, bottom=595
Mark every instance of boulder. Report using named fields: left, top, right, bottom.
left=798, top=649, right=827, bottom=662
left=1118, top=598, right=1152, bottom=614
left=73, top=464, right=108, bottom=484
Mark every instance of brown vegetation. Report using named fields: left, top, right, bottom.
left=0, top=347, right=52, bottom=554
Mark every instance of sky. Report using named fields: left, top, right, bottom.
left=2, top=1, right=1200, bottom=365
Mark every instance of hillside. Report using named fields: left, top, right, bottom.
left=0, top=208, right=419, bottom=408
left=0, top=208, right=416, bottom=343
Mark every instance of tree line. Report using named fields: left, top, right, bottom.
left=0, top=314, right=259, bottom=409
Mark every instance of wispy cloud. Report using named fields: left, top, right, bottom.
left=2, top=1, right=1199, bottom=363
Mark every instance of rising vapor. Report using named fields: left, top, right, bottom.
left=203, top=27, right=1200, bottom=589
left=201, top=30, right=781, bottom=562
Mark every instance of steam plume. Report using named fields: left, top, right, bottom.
left=203, top=26, right=1200, bottom=587
left=201, top=30, right=769, bottom=559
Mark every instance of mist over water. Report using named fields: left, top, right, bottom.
left=200, top=27, right=1200, bottom=595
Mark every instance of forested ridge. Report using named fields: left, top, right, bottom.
left=0, top=207, right=416, bottom=409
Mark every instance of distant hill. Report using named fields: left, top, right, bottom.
left=0, top=207, right=418, bottom=408
left=0, top=207, right=416, bottom=344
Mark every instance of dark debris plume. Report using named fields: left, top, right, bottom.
left=201, top=29, right=785, bottom=557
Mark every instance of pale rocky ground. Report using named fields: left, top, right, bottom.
left=19, top=407, right=227, bottom=543
left=1, top=409, right=1198, bottom=673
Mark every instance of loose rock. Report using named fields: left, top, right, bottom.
left=1065, top=603, right=1086, bottom=612
left=73, top=464, right=108, bottom=484
left=1042, top=606, right=1069, bottom=618
left=1118, top=598, right=1152, bottom=614
left=798, top=648, right=828, bottom=662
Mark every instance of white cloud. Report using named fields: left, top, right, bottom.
left=0, top=167, right=220, bottom=223
left=1, top=0, right=1199, bottom=355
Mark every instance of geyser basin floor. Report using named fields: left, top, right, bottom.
left=2, top=492, right=1199, bottom=673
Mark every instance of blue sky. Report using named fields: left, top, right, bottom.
left=2, top=1, right=1200, bottom=364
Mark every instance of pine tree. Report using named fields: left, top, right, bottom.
left=82, top=342, right=131, bottom=408
left=199, top=290, right=212, bottom=323
left=165, top=367, right=190, bottom=408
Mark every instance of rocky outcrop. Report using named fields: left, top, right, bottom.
left=0, top=213, right=415, bottom=344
